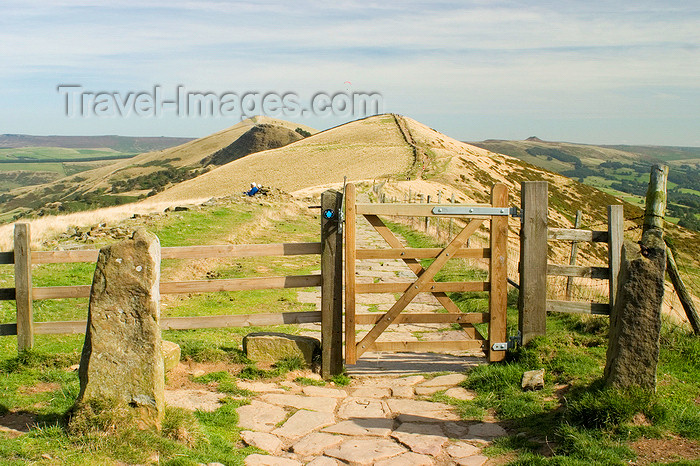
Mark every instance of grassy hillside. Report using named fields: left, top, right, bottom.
left=470, top=139, right=700, bottom=231
left=0, top=117, right=318, bottom=219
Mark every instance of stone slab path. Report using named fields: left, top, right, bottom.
left=238, top=374, right=507, bottom=466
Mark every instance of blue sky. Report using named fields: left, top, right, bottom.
left=1, top=1, right=698, bottom=145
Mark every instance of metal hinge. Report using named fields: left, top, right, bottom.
left=432, top=206, right=520, bottom=217
left=491, top=331, right=522, bottom=352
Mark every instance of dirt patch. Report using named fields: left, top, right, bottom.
left=166, top=361, right=242, bottom=390
left=632, top=436, right=700, bottom=465
left=0, top=411, right=36, bottom=437
left=18, top=382, right=61, bottom=395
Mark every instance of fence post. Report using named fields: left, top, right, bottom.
left=519, top=181, right=548, bottom=344
left=344, top=184, right=357, bottom=365
left=14, top=223, right=33, bottom=351
left=424, top=195, right=430, bottom=232
left=489, top=184, right=508, bottom=362
left=565, top=210, right=582, bottom=300
left=321, top=190, right=343, bottom=378
left=608, top=205, right=624, bottom=313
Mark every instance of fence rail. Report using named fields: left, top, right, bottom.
left=518, top=181, right=624, bottom=344
left=1, top=189, right=345, bottom=379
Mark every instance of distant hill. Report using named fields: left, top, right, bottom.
left=0, top=134, right=195, bottom=152
left=469, top=138, right=700, bottom=231
left=0, top=116, right=318, bottom=218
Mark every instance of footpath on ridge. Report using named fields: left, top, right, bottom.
left=230, top=194, right=507, bottom=465
left=237, top=373, right=507, bottom=466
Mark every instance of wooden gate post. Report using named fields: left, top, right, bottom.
left=14, top=223, right=34, bottom=351
left=519, top=181, right=548, bottom=344
left=489, top=184, right=509, bottom=362
left=321, top=189, right=343, bottom=378
left=344, top=184, right=357, bottom=365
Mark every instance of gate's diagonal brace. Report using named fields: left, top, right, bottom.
left=364, top=215, right=485, bottom=341
left=356, top=218, right=484, bottom=357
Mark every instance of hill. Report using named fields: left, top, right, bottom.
left=0, top=134, right=194, bottom=152
left=0, top=117, right=317, bottom=219
left=470, top=138, right=700, bottom=231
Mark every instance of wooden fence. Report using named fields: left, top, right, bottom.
left=518, top=181, right=623, bottom=344
left=0, top=190, right=344, bottom=377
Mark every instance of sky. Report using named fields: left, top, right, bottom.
left=1, top=0, right=699, bottom=146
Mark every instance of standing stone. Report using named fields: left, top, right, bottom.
left=72, top=229, right=164, bottom=429
left=605, top=230, right=666, bottom=390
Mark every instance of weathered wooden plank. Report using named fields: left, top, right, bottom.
left=0, top=323, right=17, bottom=336
left=321, top=189, right=343, bottom=378
left=548, top=228, right=609, bottom=242
left=31, top=242, right=322, bottom=264
left=666, top=245, right=700, bottom=334
left=546, top=300, right=610, bottom=315
left=366, top=340, right=486, bottom=353
left=35, top=320, right=86, bottom=334
left=159, top=275, right=321, bottom=294
left=355, top=313, right=488, bottom=325
left=547, top=264, right=610, bottom=279
left=356, top=248, right=489, bottom=260
left=0, top=288, right=16, bottom=300
left=608, top=205, right=624, bottom=312
left=32, top=249, right=99, bottom=264
left=33, top=285, right=91, bottom=299
left=161, top=311, right=322, bottom=330
left=1, top=312, right=324, bottom=335
left=565, top=210, right=583, bottom=300
left=519, top=182, right=548, bottom=344
left=356, top=281, right=489, bottom=294
left=344, top=183, right=357, bottom=365
left=162, top=243, right=322, bottom=260
left=355, top=219, right=484, bottom=358
left=14, top=223, right=33, bottom=350
left=488, top=183, right=508, bottom=362
left=32, top=275, right=322, bottom=300
left=356, top=203, right=494, bottom=218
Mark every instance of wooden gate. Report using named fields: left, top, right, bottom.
left=344, top=183, right=510, bottom=364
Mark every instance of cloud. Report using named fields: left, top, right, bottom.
left=0, top=1, right=698, bottom=143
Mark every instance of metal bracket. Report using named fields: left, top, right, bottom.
left=491, top=331, right=522, bottom=352
left=432, top=206, right=519, bottom=217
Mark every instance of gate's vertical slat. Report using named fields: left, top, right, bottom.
left=519, top=181, right=548, bottom=345
left=321, top=190, right=344, bottom=378
left=489, top=184, right=508, bottom=362
left=607, top=205, right=624, bottom=313
left=14, top=223, right=33, bottom=351
left=344, top=183, right=357, bottom=364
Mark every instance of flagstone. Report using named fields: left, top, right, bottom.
left=325, top=438, right=407, bottom=465
left=322, top=418, right=395, bottom=437
left=272, top=410, right=336, bottom=440
left=260, top=393, right=337, bottom=412
left=236, top=401, right=288, bottom=433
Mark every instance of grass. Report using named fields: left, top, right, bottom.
left=0, top=199, right=324, bottom=464
left=457, top=313, right=700, bottom=464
